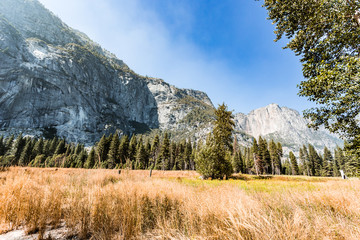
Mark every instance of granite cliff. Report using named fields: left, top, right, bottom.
left=0, top=0, right=213, bottom=144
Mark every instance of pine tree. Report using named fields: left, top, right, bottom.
left=245, top=147, right=253, bottom=174
left=84, top=147, right=96, bottom=169
left=170, top=142, right=177, bottom=170
left=159, top=133, right=171, bottom=170
left=276, top=142, right=284, bottom=174
left=289, top=151, right=299, bottom=175
left=96, top=135, right=108, bottom=167
left=252, top=138, right=263, bottom=175
left=13, top=134, right=26, bottom=164
left=196, top=104, right=234, bottom=179
left=232, top=151, right=243, bottom=173
left=33, top=138, right=44, bottom=156
left=195, top=133, right=232, bottom=179
left=118, top=135, right=129, bottom=166
left=184, top=139, right=193, bottom=170
left=135, top=141, right=147, bottom=169
left=308, top=144, right=322, bottom=176
left=0, top=136, right=5, bottom=156
left=49, top=137, right=59, bottom=154
left=54, top=139, right=66, bottom=155
left=213, top=103, right=235, bottom=152
left=75, top=150, right=87, bottom=168
left=283, top=158, right=292, bottom=175
left=150, top=134, right=160, bottom=169
left=19, top=140, right=33, bottom=166
left=128, top=135, right=138, bottom=163
left=107, top=133, right=120, bottom=165
left=269, top=140, right=281, bottom=175
left=323, top=147, right=334, bottom=177
left=4, top=134, right=14, bottom=155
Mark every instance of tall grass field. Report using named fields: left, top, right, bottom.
left=0, top=167, right=359, bottom=239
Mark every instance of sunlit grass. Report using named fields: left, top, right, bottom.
left=0, top=167, right=359, bottom=239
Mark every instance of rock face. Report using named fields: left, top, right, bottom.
left=0, top=0, right=213, bottom=144
left=233, top=104, right=343, bottom=153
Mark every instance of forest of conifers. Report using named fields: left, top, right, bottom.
left=0, top=132, right=357, bottom=177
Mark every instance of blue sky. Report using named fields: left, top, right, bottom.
left=38, top=0, right=314, bottom=114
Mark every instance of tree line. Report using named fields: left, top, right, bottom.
left=0, top=103, right=358, bottom=178
left=0, top=131, right=358, bottom=177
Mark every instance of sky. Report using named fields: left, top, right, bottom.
left=38, top=0, right=314, bottom=114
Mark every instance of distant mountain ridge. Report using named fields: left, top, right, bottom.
left=233, top=104, right=343, bottom=154
left=0, top=0, right=342, bottom=154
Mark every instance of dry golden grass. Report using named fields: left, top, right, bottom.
left=0, top=167, right=359, bottom=239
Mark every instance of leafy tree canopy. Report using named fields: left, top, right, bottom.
left=263, top=0, right=360, bottom=147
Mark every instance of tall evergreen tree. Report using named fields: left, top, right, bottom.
left=308, top=144, right=322, bottom=176
left=213, top=103, right=235, bottom=152
left=84, top=147, right=96, bottom=169
left=323, top=147, right=334, bottom=177
left=252, top=138, right=263, bottom=175
left=118, top=135, right=129, bottom=165
left=196, top=104, right=234, bottom=179
left=232, top=151, right=243, bottom=173
left=4, top=134, right=14, bottom=155
left=269, top=140, right=281, bottom=175
left=33, top=138, right=44, bottom=156
left=96, top=135, right=108, bottom=167
left=135, top=141, right=147, bottom=169
left=128, top=135, right=138, bottom=163
left=159, top=133, right=171, bottom=170
left=13, top=134, right=26, bottom=164
left=19, top=140, right=33, bottom=166
left=107, top=133, right=120, bottom=165
left=54, top=139, right=66, bottom=155
left=289, top=151, right=299, bottom=175
left=150, top=134, right=160, bottom=168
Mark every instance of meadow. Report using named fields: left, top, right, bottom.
left=0, top=167, right=359, bottom=239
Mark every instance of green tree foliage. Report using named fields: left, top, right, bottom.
left=19, top=140, right=32, bottom=166
left=252, top=138, right=264, bottom=175
left=323, top=147, right=334, bottom=176
left=232, top=151, right=243, bottom=173
left=118, top=135, right=129, bottom=165
left=263, top=0, right=360, bottom=148
left=289, top=151, right=299, bottom=175
left=135, top=141, right=148, bottom=170
left=196, top=104, right=234, bottom=179
left=196, top=134, right=232, bottom=179
left=107, top=133, right=120, bottom=166
left=13, top=134, right=26, bottom=163
left=84, top=147, right=96, bottom=169
left=213, top=103, right=235, bottom=152
left=150, top=134, right=160, bottom=169
left=96, top=135, right=109, bottom=167
left=269, top=140, right=281, bottom=175
left=308, top=144, right=323, bottom=176
left=128, top=135, right=138, bottom=163
left=54, top=139, right=66, bottom=155
left=159, top=133, right=171, bottom=170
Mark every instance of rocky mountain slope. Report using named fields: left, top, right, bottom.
left=233, top=104, right=343, bottom=153
left=0, top=0, right=213, bottom=144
